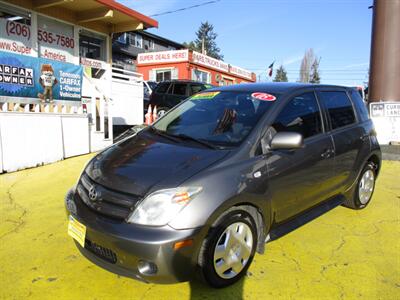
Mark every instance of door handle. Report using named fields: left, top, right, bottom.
left=321, top=149, right=334, bottom=158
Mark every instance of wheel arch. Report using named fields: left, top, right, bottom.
left=367, top=153, right=381, bottom=176
left=207, top=203, right=269, bottom=254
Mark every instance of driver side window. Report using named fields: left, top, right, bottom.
left=271, top=92, right=322, bottom=139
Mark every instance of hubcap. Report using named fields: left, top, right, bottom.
left=359, top=169, right=375, bottom=204
left=213, top=222, right=253, bottom=279
left=157, top=110, right=166, bottom=117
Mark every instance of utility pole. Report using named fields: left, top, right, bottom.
left=368, top=0, right=400, bottom=145
left=369, top=0, right=400, bottom=103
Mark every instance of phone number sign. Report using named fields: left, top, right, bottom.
left=38, top=28, right=75, bottom=63
left=0, top=19, right=76, bottom=63
left=1, top=19, right=34, bottom=56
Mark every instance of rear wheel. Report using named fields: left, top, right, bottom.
left=198, top=210, right=257, bottom=288
left=343, top=162, right=376, bottom=209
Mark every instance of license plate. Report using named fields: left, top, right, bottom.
left=68, top=215, right=86, bottom=247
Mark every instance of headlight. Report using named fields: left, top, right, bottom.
left=127, top=187, right=202, bottom=226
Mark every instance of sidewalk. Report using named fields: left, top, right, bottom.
left=1, top=155, right=399, bottom=300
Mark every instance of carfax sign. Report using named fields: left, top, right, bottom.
left=0, top=51, right=82, bottom=101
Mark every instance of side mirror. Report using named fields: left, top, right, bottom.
left=270, top=132, right=304, bottom=150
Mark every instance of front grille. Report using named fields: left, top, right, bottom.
left=77, top=173, right=141, bottom=220
left=85, top=239, right=117, bottom=264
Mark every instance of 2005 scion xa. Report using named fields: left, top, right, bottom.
left=66, top=83, right=381, bottom=288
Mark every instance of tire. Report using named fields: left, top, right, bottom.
left=343, top=162, right=376, bottom=209
left=157, top=107, right=169, bottom=118
left=198, top=210, right=257, bottom=288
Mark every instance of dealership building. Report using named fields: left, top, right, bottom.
left=0, top=0, right=158, bottom=173
left=137, top=49, right=256, bottom=86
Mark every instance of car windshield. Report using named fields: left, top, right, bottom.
left=152, top=91, right=278, bottom=147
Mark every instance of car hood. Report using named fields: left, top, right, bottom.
left=85, top=131, right=229, bottom=196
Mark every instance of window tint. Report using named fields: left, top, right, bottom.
left=320, top=91, right=356, bottom=129
left=156, top=82, right=170, bottom=93
left=172, top=83, right=187, bottom=96
left=350, top=89, right=369, bottom=122
left=190, top=84, right=205, bottom=95
left=272, top=92, right=322, bottom=139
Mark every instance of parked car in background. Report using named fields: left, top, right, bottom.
left=148, top=80, right=213, bottom=116
left=66, top=83, right=381, bottom=288
left=143, top=81, right=158, bottom=111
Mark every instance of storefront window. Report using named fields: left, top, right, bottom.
left=0, top=3, right=33, bottom=57
left=79, top=30, right=106, bottom=62
left=156, top=69, right=171, bottom=81
left=192, top=69, right=210, bottom=83
left=0, top=3, right=31, bottom=25
left=37, top=15, right=75, bottom=63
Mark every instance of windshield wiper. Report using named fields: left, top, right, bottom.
left=170, top=133, right=219, bottom=150
left=150, top=127, right=220, bottom=149
left=149, top=127, right=181, bottom=143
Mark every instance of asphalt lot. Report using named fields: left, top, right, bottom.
left=0, top=154, right=399, bottom=300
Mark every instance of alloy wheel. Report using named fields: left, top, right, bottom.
left=213, top=222, right=254, bottom=279
left=359, top=169, right=375, bottom=204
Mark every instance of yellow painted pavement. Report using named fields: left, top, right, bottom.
left=0, top=155, right=399, bottom=300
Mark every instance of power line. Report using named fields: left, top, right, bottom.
left=150, top=0, right=221, bottom=17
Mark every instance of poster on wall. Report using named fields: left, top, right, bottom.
left=0, top=51, right=82, bottom=102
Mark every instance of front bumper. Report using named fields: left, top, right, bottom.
left=65, top=188, right=204, bottom=284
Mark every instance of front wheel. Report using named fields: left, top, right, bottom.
left=198, top=210, right=257, bottom=288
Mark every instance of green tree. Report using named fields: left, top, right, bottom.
left=309, top=58, right=321, bottom=83
left=182, top=41, right=196, bottom=51
left=273, top=65, right=288, bottom=82
left=184, top=22, right=223, bottom=60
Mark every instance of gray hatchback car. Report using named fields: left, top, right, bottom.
left=65, top=83, right=381, bottom=288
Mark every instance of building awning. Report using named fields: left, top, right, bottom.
left=10, top=0, right=158, bottom=33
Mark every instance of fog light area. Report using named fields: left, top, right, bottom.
left=138, top=260, right=158, bottom=276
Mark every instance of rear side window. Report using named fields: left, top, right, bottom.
left=272, top=92, right=322, bottom=139
left=319, top=91, right=356, bottom=129
left=350, top=89, right=369, bottom=122
left=156, top=83, right=170, bottom=93
left=172, top=83, right=187, bottom=96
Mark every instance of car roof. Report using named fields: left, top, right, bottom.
left=206, top=82, right=352, bottom=94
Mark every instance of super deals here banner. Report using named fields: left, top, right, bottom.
left=0, top=51, right=82, bottom=101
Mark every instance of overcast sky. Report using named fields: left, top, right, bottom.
left=121, top=0, right=373, bottom=86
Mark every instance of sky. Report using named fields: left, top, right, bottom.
left=120, top=0, right=373, bottom=86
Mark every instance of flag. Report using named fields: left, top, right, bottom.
left=267, top=61, right=275, bottom=77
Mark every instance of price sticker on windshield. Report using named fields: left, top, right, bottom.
left=251, top=92, right=276, bottom=101
left=191, top=91, right=220, bottom=100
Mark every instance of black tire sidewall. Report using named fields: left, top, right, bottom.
left=354, top=163, right=376, bottom=209
left=157, top=107, right=169, bottom=117
left=200, top=210, right=257, bottom=288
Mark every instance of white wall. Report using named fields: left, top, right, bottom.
left=111, top=78, right=143, bottom=125
left=0, top=113, right=89, bottom=173
left=61, top=115, right=90, bottom=158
